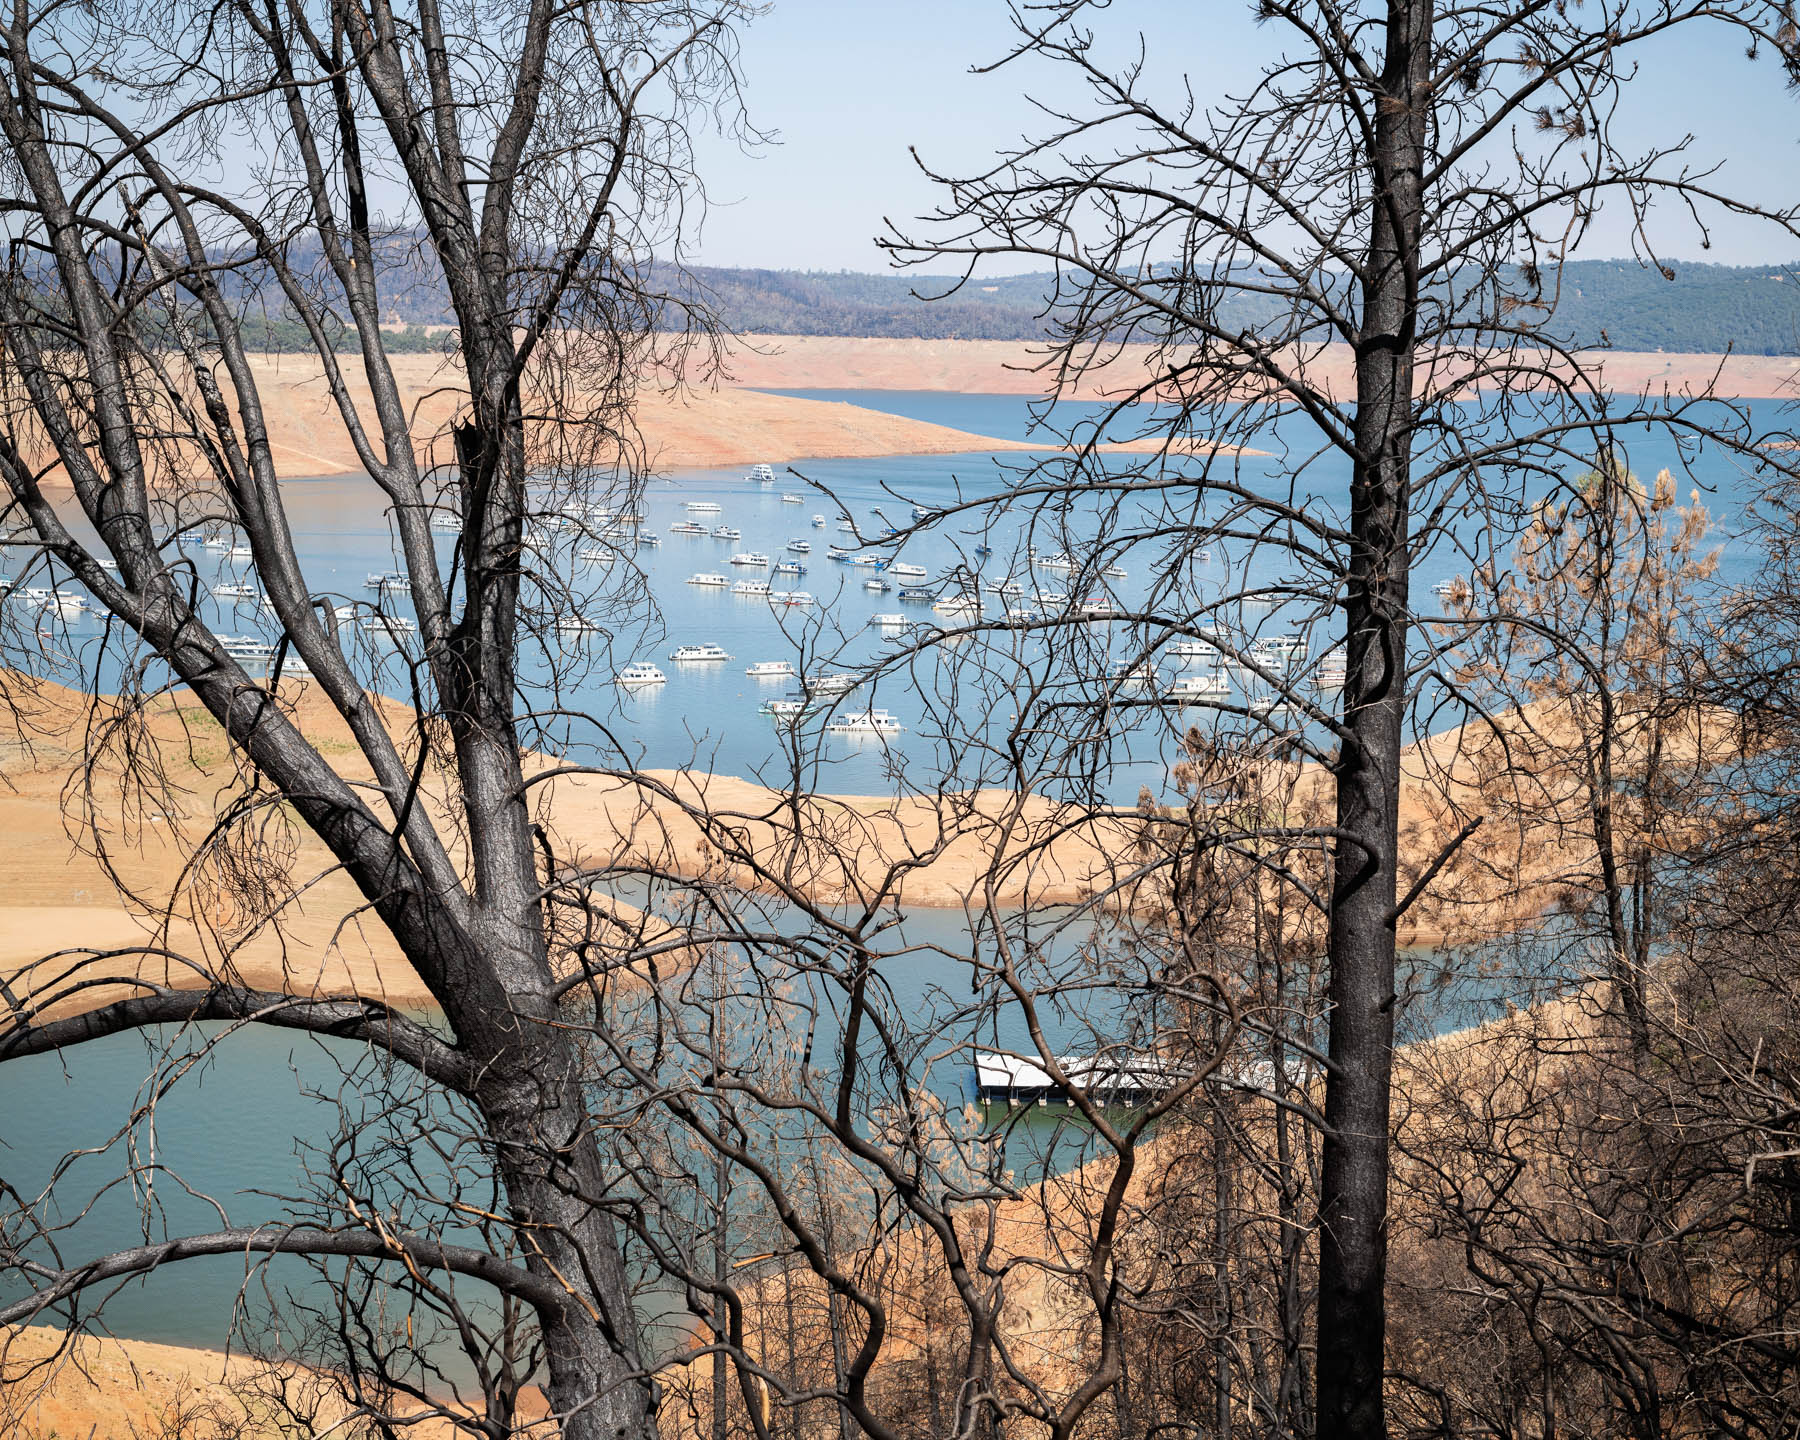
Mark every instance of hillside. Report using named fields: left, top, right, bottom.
left=683, top=260, right=1800, bottom=355
left=232, top=252, right=1800, bottom=357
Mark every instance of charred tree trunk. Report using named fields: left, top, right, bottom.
left=1315, top=3, right=1431, bottom=1436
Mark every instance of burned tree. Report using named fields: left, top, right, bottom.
left=884, top=1, right=1800, bottom=1434
left=0, top=1, right=754, bottom=1436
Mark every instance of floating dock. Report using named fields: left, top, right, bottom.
left=973, top=1050, right=1183, bottom=1107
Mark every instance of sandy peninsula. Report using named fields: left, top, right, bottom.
left=717, top=333, right=1800, bottom=403
left=31, top=334, right=1784, bottom=492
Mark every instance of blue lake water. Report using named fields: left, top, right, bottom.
left=2, top=388, right=1783, bottom=1366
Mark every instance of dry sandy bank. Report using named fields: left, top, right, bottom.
left=27, top=351, right=1247, bottom=489
left=0, top=666, right=1658, bottom=1030
left=718, top=333, right=1800, bottom=401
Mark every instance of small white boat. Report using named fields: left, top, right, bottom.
left=803, top=673, right=858, bottom=696
left=1078, top=596, right=1120, bottom=619
left=578, top=547, right=616, bottom=565
left=364, top=572, right=390, bottom=590
left=684, top=501, right=723, bottom=513
left=897, top=587, right=934, bottom=603
left=213, top=582, right=258, bottom=600
left=933, top=594, right=980, bottom=616
left=1250, top=697, right=1301, bottom=722
left=1100, top=564, right=1128, bottom=580
left=864, top=578, right=891, bottom=593
left=1109, top=663, right=1159, bottom=691
left=637, top=534, right=662, bottom=548
left=1004, top=607, right=1043, bottom=623
left=911, top=505, right=933, bottom=521
left=430, top=512, right=461, bottom=532
left=837, top=519, right=858, bottom=533
left=787, top=539, right=811, bottom=553
left=1431, top=578, right=1469, bottom=600
left=747, top=463, right=777, bottom=484
left=760, top=697, right=813, bottom=717
left=731, top=580, right=772, bottom=597
left=983, top=577, right=1023, bottom=597
left=555, top=615, right=603, bottom=635
left=687, top=572, right=729, bottom=588
left=711, top=525, right=742, bottom=540
left=362, top=613, right=418, bottom=636
left=669, top=642, right=733, bottom=662
left=1035, top=590, right=1069, bottom=608
left=1167, top=637, right=1219, bottom=660
left=729, top=551, right=770, bottom=567
left=774, top=560, right=805, bottom=575
left=848, top=555, right=881, bottom=568
left=220, top=635, right=276, bottom=662
left=669, top=520, right=709, bottom=535
left=1315, top=666, right=1347, bottom=694
left=20, top=588, right=80, bottom=618
left=771, top=590, right=815, bottom=607
left=1034, top=552, right=1074, bottom=570
left=333, top=603, right=359, bottom=622
left=615, top=663, right=667, bottom=687
left=869, top=613, right=909, bottom=628
left=226, top=544, right=254, bottom=561
left=811, top=514, right=827, bottom=528
left=886, top=562, right=927, bottom=581
left=1167, top=672, right=1230, bottom=701
left=781, top=493, right=804, bottom=504
left=202, top=534, right=233, bottom=551
left=825, top=709, right=905, bottom=736
left=746, top=660, right=797, bottom=678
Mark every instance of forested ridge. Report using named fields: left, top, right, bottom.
left=328, top=255, right=1800, bottom=354
left=684, top=260, right=1800, bottom=351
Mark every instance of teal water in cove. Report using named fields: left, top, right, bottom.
left=1, top=389, right=1778, bottom=1364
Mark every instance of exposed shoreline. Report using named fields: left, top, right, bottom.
left=25, top=337, right=1791, bottom=492
left=717, top=333, right=1800, bottom=402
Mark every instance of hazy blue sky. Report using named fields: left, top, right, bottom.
left=689, top=0, right=1800, bottom=274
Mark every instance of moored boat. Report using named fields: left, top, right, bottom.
left=615, top=663, right=667, bottom=687
left=825, top=709, right=905, bottom=736
left=1166, top=672, right=1230, bottom=701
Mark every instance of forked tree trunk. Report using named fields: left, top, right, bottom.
left=441, top=907, right=655, bottom=1440
left=1315, top=2, right=1431, bottom=1436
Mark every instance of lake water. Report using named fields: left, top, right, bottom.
left=2, top=388, right=1781, bottom=1367
left=17, top=389, right=1778, bottom=804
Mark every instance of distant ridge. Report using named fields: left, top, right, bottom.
left=209, top=245, right=1800, bottom=356
left=681, top=261, right=1800, bottom=356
